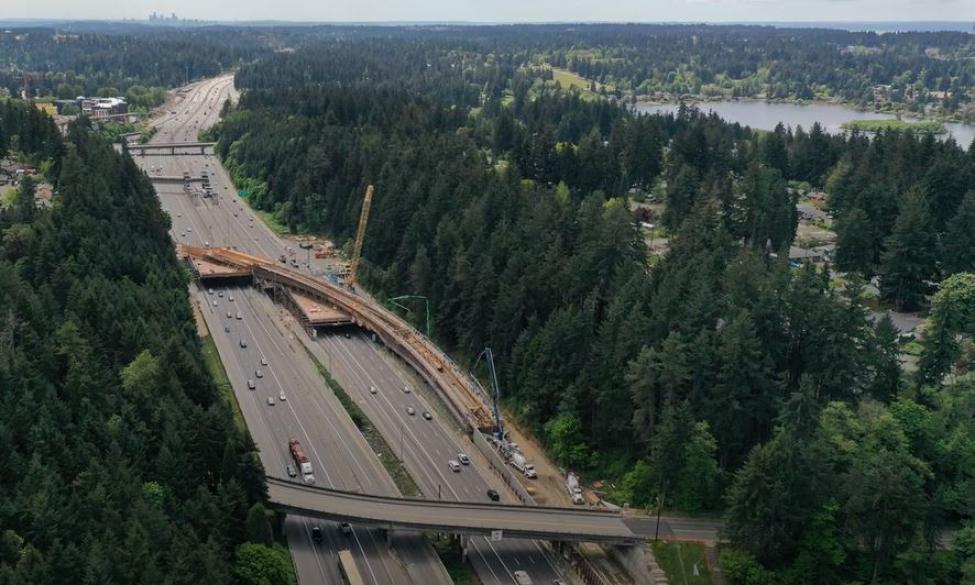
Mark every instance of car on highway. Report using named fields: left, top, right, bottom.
left=402, top=385, right=411, bottom=394
left=369, top=385, right=377, bottom=394
left=240, top=339, right=247, bottom=348
left=448, top=460, right=461, bottom=472
left=187, top=227, right=192, bottom=232
left=208, top=288, right=214, bottom=295
left=260, top=357, right=268, bottom=366
left=513, top=570, right=533, bottom=585
left=211, top=300, right=218, bottom=307
left=255, top=369, right=264, bottom=378
left=247, top=379, right=256, bottom=389
left=406, top=407, right=416, bottom=416
left=279, top=391, right=286, bottom=402
left=224, top=326, right=230, bottom=333
left=343, top=331, right=351, bottom=338
left=457, top=453, right=470, bottom=465
left=218, top=291, right=223, bottom=298
left=228, top=295, right=234, bottom=302
left=226, top=311, right=232, bottom=318
left=486, top=489, right=500, bottom=502
left=236, top=312, right=242, bottom=320
left=340, top=522, right=352, bottom=536
left=287, top=464, right=297, bottom=478
left=422, top=411, right=433, bottom=420
left=311, top=526, right=323, bottom=542
left=267, top=396, right=275, bottom=406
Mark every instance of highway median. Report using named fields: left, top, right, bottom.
left=304, top=345, right=422, bottom=497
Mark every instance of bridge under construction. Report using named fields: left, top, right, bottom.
left=178, top=244, right=496, bottom=433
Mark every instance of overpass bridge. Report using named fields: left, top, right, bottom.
left=126, top=141, right=216, bottom=155
left=266, top=477, right=648, bottom=545
left=178, top=245, right=496, bottom=432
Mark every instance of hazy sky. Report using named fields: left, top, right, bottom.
left=7, top=0, right=973, bottom=23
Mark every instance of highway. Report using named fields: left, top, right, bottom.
left=136, top=75, right=452, bottom=585
left=307, top=330, right=574, bottom=584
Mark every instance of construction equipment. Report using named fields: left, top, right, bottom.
left=474, top=347, right=504, bottom=438
left=348, top=184, right=374, bottom=288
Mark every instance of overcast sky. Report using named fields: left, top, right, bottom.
left=7, top=0, right=973, bottom=23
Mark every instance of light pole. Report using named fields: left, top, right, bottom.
left=386, top=295, right=432, bottom=337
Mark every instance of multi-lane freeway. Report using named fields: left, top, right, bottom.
left=137, top=75, right=580, bottom=585
left=137, top=75, right=452, bottom=585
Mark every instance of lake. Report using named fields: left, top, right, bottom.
left=635, top=100, right=975, bottom=147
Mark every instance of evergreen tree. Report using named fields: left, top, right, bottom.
left=834, top=206, right=876, bottom=275
left=244, top=503, right=273, bottom=546
left=880, top=186, right=939, bottom=311
left=944, top=191, right=975, bottom=276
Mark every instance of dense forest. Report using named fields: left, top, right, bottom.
left=0, top=27, right=274, bottom=107
left=0, top=103, right=283, bottom=583
left=209, top=36, right=975, bottom=584
left=7, top=23, right=975, bottom=117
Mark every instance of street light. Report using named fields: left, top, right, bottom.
left=386, top=294, right=432, bottom=337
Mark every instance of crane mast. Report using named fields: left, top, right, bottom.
left=348, top=184, right=374, bottom=288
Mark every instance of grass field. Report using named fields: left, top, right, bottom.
left=201, top=333, right=247, bottom=432
left=552, top=67, right=592, bottom=91
left=652, top=541, right=713, bottom=585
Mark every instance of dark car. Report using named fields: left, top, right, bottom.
left=487, top=489, right=500, bottom=502
left=311, top=526, right=323, bottom=542
left=340, top=522, right=352, bottom=536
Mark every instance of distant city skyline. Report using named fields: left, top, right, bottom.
left=7, top=0, right=974, bottom=25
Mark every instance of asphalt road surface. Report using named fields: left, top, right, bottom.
left=305, top=331, right=574, bottom=585
left=136, top=75, right=451, bottom=585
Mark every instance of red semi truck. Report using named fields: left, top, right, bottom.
left=288, top=438, right=316, bottom=484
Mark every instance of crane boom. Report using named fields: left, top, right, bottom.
left=349, top=184, right=374, bottom=288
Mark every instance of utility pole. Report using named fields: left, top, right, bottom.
left=654, top=492, right=665, bottom=542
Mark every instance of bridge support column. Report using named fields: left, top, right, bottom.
left=609, top=544, right=652, bottom=585
left=459, top=535, right=470, bottom=562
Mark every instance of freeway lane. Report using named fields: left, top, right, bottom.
left=199, top=285, right=443, bottom=585
left=306, top=331, right=574, bottom=585
left=137, top=76, right=450, bottom=585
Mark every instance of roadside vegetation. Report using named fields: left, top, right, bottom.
left=652, top=541, right=712, bottom=585
left=201, top=331, right=248, bottom=432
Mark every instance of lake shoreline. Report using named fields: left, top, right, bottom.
left=635, top=95, right=974, bottom=127
left=634, top=98, right=975, bottom=146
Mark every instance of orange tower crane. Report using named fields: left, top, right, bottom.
left=348, top=184, right=374, bottom=288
